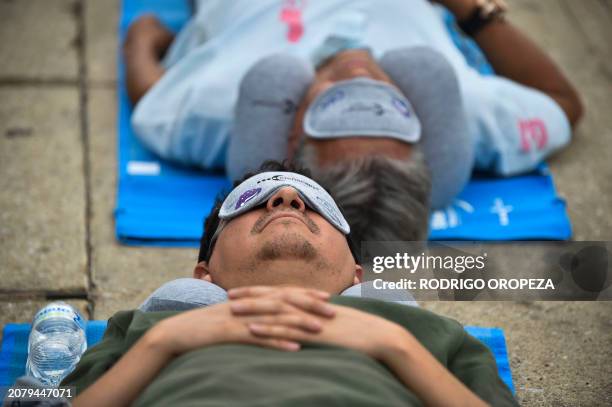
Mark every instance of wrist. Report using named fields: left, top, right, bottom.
left=142, top=322, right=177, bottom=357
left=457, top=0, right=508, bottom=36
left=377, top=325, right=417, bottom=363
left=145, top=312, right=229, bottom=356
left=440, top=0, right=479, bottom=21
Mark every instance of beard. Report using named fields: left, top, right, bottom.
left=256, top=231, right=317, bottom=262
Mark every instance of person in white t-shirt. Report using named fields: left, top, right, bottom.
left=123, top=0, right=583, bottom=246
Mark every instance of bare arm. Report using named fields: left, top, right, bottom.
left=123, top=15, right=175, bottom=105
left=72, top=288, right=333, bottom=407
left=231, top=287, right=490, bottom=407
left=247, top=305, right=489, bottom=406
left=72, top=328, right=173, bottom=407
left=382, top=331, right=489, bottom=407
left=434, top=0, right=584, bottom=127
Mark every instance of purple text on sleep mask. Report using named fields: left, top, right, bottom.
left=392, top=97, right=411, bottom=117
left=235, top=188, right=262, bottom=210
left=318, top=89, right=345, bottom=111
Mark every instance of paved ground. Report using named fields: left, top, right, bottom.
left=0, top=0, right=610, bottom=405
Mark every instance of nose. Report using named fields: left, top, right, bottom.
left=266, top=187, right=306, bottom=213
left=346, top=67, right=371, bottom=78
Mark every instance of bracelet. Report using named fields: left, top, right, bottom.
left=458, top=0, right=508, bottom=37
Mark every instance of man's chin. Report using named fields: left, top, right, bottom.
left=256, top=232, right=317, bottom=262
left=245, top=259, right=332, bottom=290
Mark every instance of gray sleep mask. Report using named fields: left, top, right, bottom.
left=219, top=171, right=350, bottom=234
left=304, top=77, right=421, bottom=143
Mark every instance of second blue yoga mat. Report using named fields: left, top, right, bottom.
left=115, top=0, right=572, bottom=246
left=0, top=321, right=515, bottom=397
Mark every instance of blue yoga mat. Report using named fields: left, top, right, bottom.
left=0, top=322, right=107, bottom=399
left=115, top=0, right=572, bottom=246
left=0, top=322, right=515, bottom=397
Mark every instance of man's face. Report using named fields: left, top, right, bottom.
left=196, top=186, right=361, bottom=294
left=288, top=49, right=412, bottom=163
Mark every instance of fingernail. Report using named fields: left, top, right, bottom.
left=285, top=342, right=300, bottom=351
left=248, top=323, right=263, bottom=330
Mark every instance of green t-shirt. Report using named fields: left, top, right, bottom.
left=63, top=297, right=518, bottom=406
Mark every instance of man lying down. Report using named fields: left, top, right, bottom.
left=60, top=161, right=517, bottom=407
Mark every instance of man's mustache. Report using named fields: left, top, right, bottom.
left=251, top=209, right=320, bottom=235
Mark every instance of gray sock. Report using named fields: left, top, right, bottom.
left=380, top=47, right=474, bottom=209
left=227, top=54, right=314, bottom=182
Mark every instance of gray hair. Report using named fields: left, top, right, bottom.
left=295, top=144, right=432, bottom=247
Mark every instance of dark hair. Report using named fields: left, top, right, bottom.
left=295, top=145, right=432, bottom=246
left=198, top=160, right=359, bottom=263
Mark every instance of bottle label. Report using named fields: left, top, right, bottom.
left=33, top=304, right=85, bottom=330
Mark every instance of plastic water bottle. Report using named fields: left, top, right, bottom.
left=25, top=302, right=87, bottom=387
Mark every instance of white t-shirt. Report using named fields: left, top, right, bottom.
left=132, top=0, right=570, bottom=176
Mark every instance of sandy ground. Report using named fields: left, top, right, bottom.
left=0, top=0, right=610, bottom=405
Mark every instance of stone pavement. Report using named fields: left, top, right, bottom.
left=0, top=0, right=610, bottom=405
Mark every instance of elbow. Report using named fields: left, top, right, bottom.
left=571, top=93, right=585, bottom=128
left=563, top=88, right=586, bottom=129
left=566, top=92, right=585, bottom=129
left=553, top=92, right=584, bottom=130
left=126, top=83, right=147, bottom=107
